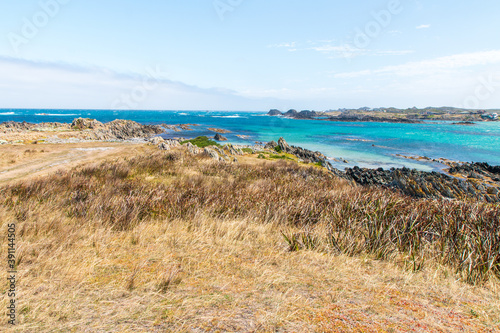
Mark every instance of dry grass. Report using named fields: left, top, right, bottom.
left=1, top=145, right=499, bottom=332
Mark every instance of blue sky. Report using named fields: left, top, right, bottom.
left=1, top=0, right=500, bottom=110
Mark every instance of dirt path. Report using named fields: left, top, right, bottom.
left=0, top=142, right=147, bottom=184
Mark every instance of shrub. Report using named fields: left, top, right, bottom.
left=241, top=148, right=253, bottom=154
left=181, top=136, right=220, bottom=148
left=269, top=154, right=293, bottom=160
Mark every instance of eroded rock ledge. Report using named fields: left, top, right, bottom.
left=0, top=118, right=164, bottom=142
left=269, top=138, right=500, bottom=203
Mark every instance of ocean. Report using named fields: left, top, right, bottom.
left=1, top=109, right=499, bottom=171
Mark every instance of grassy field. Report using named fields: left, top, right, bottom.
left=1, top=144, right=499, bottom=332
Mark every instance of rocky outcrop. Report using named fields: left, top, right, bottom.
left=267, top=109, right=283, bottom=116
left=329, top=115, right=421, bottom=124
left=208, top=128, right=231, bottom=134
left=180, top=142, right=239, bottom=162
left=268, top=109, right=282, bottom=116
left=284, top=109, right=299, bottom=117
left=0, top=118, right=165, bottom=142
left=179, top=124, right=194, bottom=131
left=277, top=137, right=326, bottom=163
left=267, top=110, right=422, bottom=123
left=267, top=109, right=321, bottom=120
left=264, top=140, right=278, bottom=150
left=149, top=136, right=165, bottom=145
left=224, top=144, right=243, bottom=156
left=0, top=121, right=69, bottom=132
left=294, top=110, right=320, bottom=119
left=214, top=133, right=228, bottom=141
left=163, top=124, right=182, bottom=132
left=344, top=166, right=499, bottom=202
left=203, top=147, right=220, bottom=160
left=90, top=119, right=164, bottom=140
left=184, top=142, right=201, bottom=155
left=448, top=162, right=500, bottom=182
left=158, top=139, right=180, bottom=151
left=71, top=118, right=103, bottom=130
left=270, top=137, right=499, bottom=203
left=71, top=118, right=164, bottom=140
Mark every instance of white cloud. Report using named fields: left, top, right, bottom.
left=416, top=24, right=431, bottom=29
left=0, top=57, right=277, bottom=110
left=334, top=50, right=500, bottom=78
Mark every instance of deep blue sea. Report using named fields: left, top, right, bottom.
left=1, top=109, right=499, bottom=171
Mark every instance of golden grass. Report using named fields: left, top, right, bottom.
left=1, top=145, right=499, bottom=332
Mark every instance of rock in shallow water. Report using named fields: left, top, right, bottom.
left=214, top=133, right=228, bottom=141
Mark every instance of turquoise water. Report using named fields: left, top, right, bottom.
left=1, top=109, right=499, bottom=171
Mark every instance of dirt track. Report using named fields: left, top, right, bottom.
left=0, top=142, right=147, bottom=184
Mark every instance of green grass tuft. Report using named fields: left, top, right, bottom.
left=241, top=148, right=253, bottom=154
left=181, top=136, right=220, bottom=148
left=269, top=154, right=294, bottom=160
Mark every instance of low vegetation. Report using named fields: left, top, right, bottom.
left=240, top=147, right=253, bottom=154
left=1, top=146, right=499, bottom=331
left=180, top=136, right=220, bottom=148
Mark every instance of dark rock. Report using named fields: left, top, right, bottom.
left=295, top=110, right=319, bottom=119
left=277, top=137, right=326, bottom=163
left=265, top=140, right=278, bottom=150
left=268, top=109, right=282, bottom=116
left=341, top=164, right=500, bottom=202
left=272, top=109, right=321, bottom=120
left=214, top=133, right=228, bottom=141
left=284, top=109, right=299, bottom=117
left=329, top=114, right=422, bottom=124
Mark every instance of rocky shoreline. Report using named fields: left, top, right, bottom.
left=1, top=118, right=499, bottom=203
left=267, top=109, right=422, bottom=123
left=268, top=108, right=499, bottom=123
left=0, top=118, right=164, bottom=143
left=263, top=137, right=499, bottom=202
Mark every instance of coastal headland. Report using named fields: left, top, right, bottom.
left=267, top=107, right=500, bottom=123
left=1, top=117, right=499, bottom=331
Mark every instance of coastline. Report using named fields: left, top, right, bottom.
left=1, top=117, right=499, bottom=203
left=267, top=108, right=500, bottom=123
left=1, top=118, right=499, bottom=332
left=1, top=109, right=499, bottom=169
